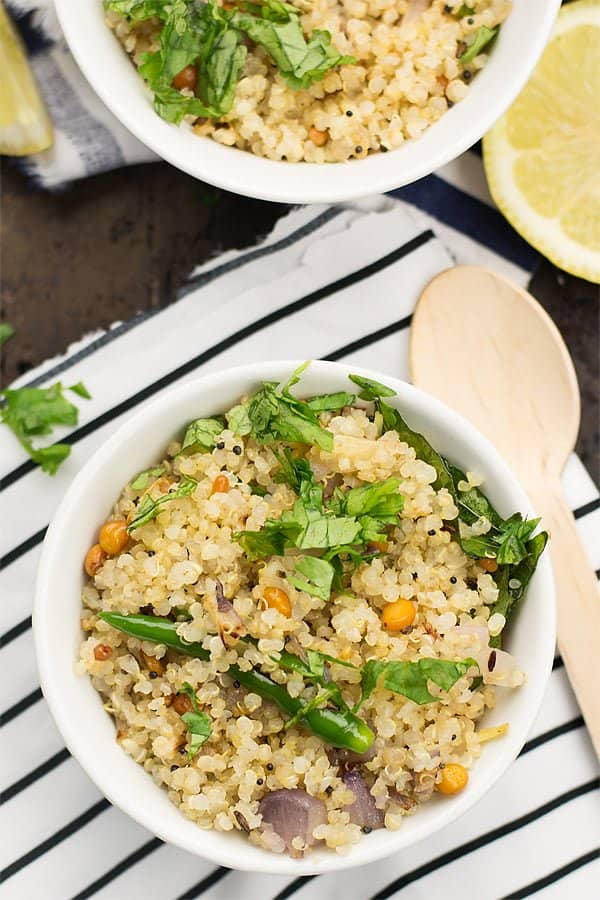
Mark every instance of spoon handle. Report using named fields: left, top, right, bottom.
left=527, top=476, right=600, bottom=758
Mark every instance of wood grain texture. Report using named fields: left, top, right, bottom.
left=410, top=265, right=600, bottom=758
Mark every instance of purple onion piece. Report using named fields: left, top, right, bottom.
left=342, top=768, right=385, bottom=830
left=258, top=789, right=327, bottom=857
left=327, top=741, right=377, bottom=767
left=207, top=580, right=246, bottom=647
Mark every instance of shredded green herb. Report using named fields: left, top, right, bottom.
left=459, top=24, right=498, bottom=63
left=130, top=466, right=166, bottom=491
left=105, top=0, right=354, bottom=124
left=0, top=323, right=15, bottom=347
left=0, top=381, right=91, bottom=475
left=489, top=531, right=548, bottom=648
left=178, top=682, right=212, bottom=758
left=227, top=364, right=335, bottom=450
left=180, top=417, right=225, bottom=454
left=355, top=657, right=478, bottom=709
left=127, top=477, right=197, bottom=530
left=287, top=555, right=336, bottom=601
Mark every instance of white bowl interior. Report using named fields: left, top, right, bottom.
left=34, top=361, right=555, bottom=875
left=54, top=0, right=561, bottom=203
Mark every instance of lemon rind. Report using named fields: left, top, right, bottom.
left=483, top=0, right=600, bottom=284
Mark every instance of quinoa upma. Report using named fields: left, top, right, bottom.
left=104, top=0, right=511, bottom=162
left=79, top=367, right=546, bottom=856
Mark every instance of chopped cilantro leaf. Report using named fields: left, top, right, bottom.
left=180, top=417, right=224, bottom=454
left=356, top=657, right=478, bottom=709
left=69, top=382, right=92, bottom=400
left=179, top=682, right=212, bottom=758
left=287, top=556, right=335, bottom=601
left=0, top=323, right=15, bottom=346
left=130, top=466, right=166, bottom=491
left=348, top=373, right=396, bottom=401
left=127, top=477, right=197, bottom=531
left=459, top=25, right=499, bottom=63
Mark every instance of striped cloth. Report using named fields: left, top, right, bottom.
left=1, top=194, right=599, bottom=900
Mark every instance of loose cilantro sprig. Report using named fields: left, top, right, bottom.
left=0, top=323, right=15, bottom=347
left=0, top=381, right=91, bottom=475
left=178, top=682, right=212, bottom=759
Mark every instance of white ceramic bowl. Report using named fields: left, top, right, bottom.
left=54, top=0, right=561, bottom=203
left=34, top=361, right=555, bottom=875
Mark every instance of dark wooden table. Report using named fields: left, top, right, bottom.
left=1, top=161, right=598, bottom=484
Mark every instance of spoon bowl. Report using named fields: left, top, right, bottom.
left=410, top=265, right=600, bottom=757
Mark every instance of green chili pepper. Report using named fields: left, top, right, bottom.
left=229, top=665, right=373, bottom=752
left=99, top=612, right=209, bottom=659
left=98, top=612, right=374, bottom=754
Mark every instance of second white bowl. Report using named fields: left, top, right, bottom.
left=34, top=361, right=555, bottom=875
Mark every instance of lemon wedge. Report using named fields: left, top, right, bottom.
left=484, top=0, right=600, bottom=283
left=0, top=2, right=53, bottom=155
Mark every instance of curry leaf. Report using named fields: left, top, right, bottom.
left=448, top=463, right=502, bottom=528
left=248, top=481, right=268, bottom=496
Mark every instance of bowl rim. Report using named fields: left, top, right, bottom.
left=53, top=0, right=562, bottom=203
left=33, top=360, right=556, bottom=875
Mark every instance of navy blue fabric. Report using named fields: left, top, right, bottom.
left=391, top=173, right=538, bottom=271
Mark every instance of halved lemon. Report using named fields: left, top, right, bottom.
left=484, top=0, right=600, bottom=283
left=0, top=2, right=53, bottom=155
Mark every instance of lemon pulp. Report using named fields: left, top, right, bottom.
left=0, top=2, right=53, bottom=156
left=484, top=0, right=600, bottom=282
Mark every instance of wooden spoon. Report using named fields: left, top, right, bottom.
left=410, top=265, right=600, bottom=757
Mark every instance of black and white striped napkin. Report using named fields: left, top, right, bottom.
left=1, top=195, right=599, bottom=899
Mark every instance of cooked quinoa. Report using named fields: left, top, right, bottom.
left=106, top=0, right=512, bottom=163
left=79, top=368, right=545, bottom=856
